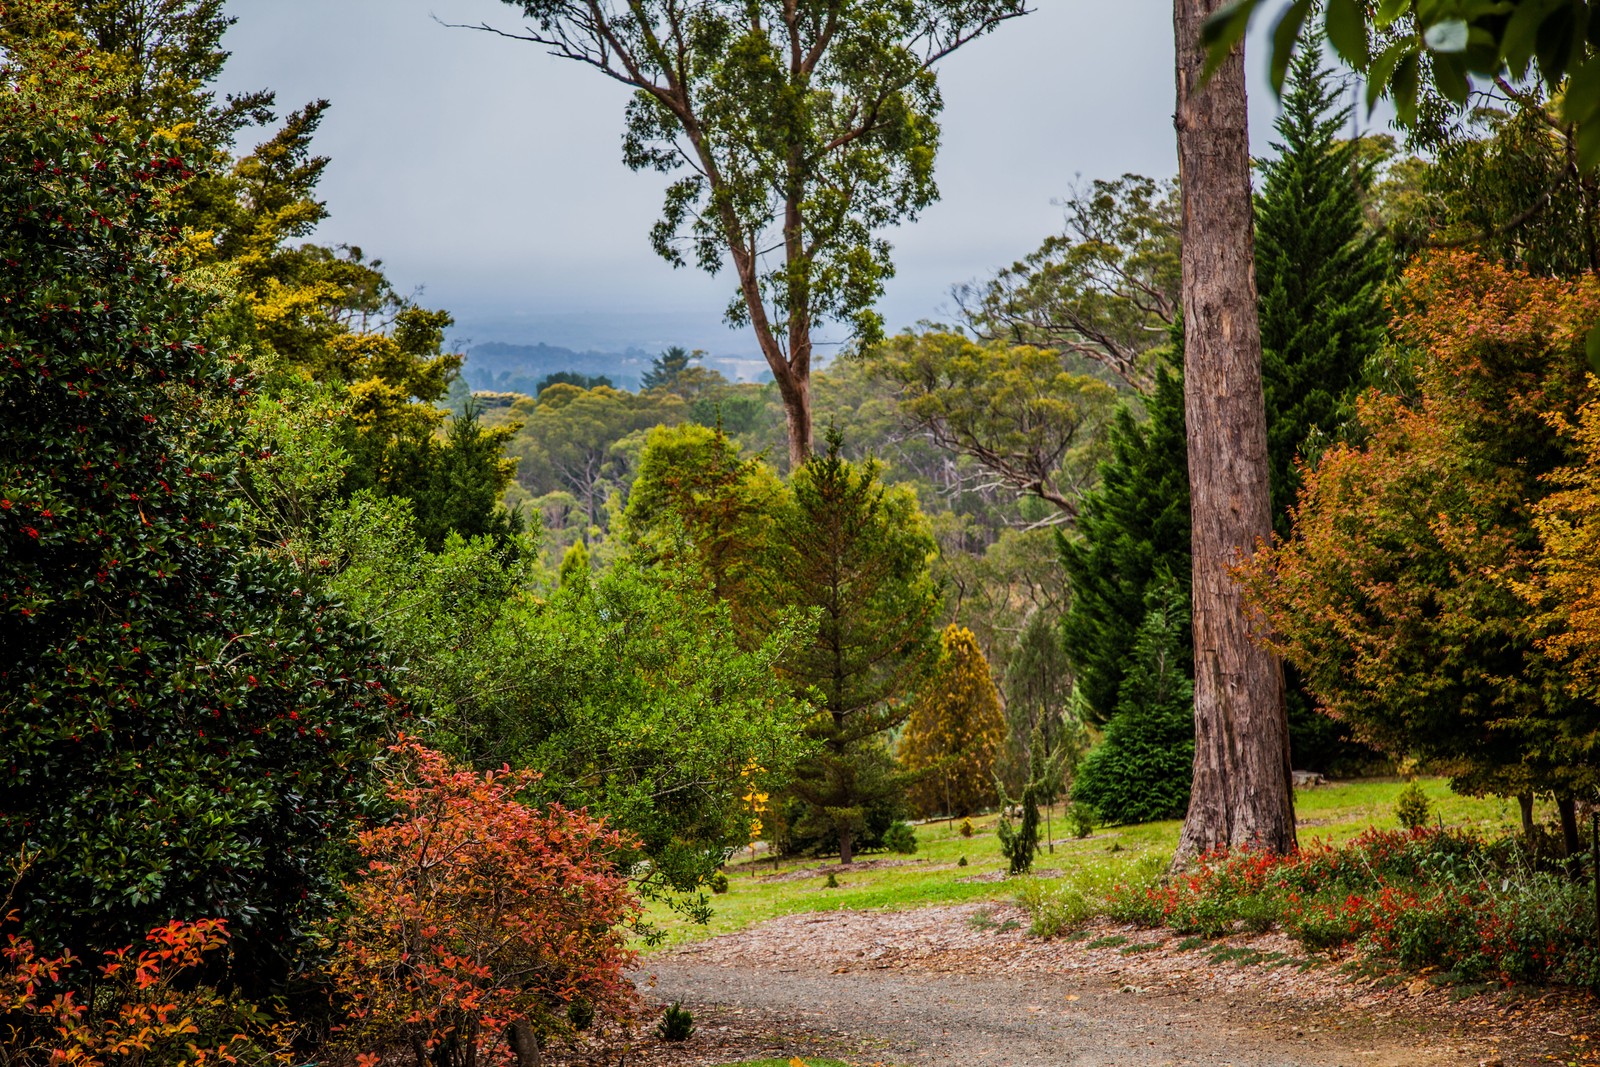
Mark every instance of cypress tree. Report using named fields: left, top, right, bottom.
left=900, top=625, right=1007, bottom=818
left=1256, top=47, right=1389, bottom=771
left=1059, top=342, right=1190, bottom=727
left=1072, top=579, right=1195, bottom=824
left=1257, top=48, right=1389, bottom=534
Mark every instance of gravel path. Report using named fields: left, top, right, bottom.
left=552, top=903, right=1596, bottom=1066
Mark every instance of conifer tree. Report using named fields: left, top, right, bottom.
left=1256, top=48, right=1389, bottom=537
left=900, top=625, right=1007, bottom=818
left=1061, top=52, right=1385, bottom=771
left=1059, top=343, right=1190, bottom=727
left=1072, top=579, right=1195, bottom=825
left=758, top=429, right=940, bottom=862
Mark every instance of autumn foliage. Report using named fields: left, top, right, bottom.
left=900, top=626, right=1006, bottom=818
left=331, top=741, right=640, bottom=1067
left=1239, top=251, right=1600, bottom=798
left=1, top=915, right=289, bottom=1066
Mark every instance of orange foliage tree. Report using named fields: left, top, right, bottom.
left=1239, top=252, right=1600, bottom=832
left=899, top=626, right=1007, bottom=818
left=331, top=741, right=640, bottom=1067
left=1, top=915, right=289, bottom=1066
left=1526, top=392, right=1600, bottom=707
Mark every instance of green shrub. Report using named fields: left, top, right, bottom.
left=883, top=821, right=918, bottom=854
left=657, top=1003, right=695, bottom=1042
left=957, top=855, right=968, bottom=867
left=959, top=817, right=975, bottom=838
left=709, top=871, right=730, bottom=895
left=1071, top=582, right=1195, bottom=825
left=1394, top=781, right=1432, bottom=830
left=825, top=872, right=839, bottom=889
left=1069, top=803, right=1096, bottom=839
left=0, top=112, right=392, bottom=984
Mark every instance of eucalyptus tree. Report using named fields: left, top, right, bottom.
left=1173, top=0, right=1295, bottom=861
left=470, top=0, right=1027, bottom=466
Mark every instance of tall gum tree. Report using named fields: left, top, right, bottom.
left=1172, top=0, right=1295, bottom=862
left=470, top=0, right=1027, bottom=466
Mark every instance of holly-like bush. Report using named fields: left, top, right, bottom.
left=331, top=741, right=640, bottom=1067
left=0, top=100, right=393, bottom=981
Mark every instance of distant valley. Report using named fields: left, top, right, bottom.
left=463, top=340, right=772, bottom=394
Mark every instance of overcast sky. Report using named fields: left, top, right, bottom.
left=216, top=1, right=1347, bottom=356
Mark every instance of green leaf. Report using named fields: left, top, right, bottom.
left=1202, top=0, right=1261, bottom=80
left=1270, top=0, right=1316, bottom=95
left=1326, top=0, right=1371, bottom=64
left=1586, top=324, right=1600, bottom=375
left=1577, top=115, right=1600, bottom=171
left=1423, top=18, right=1471, bottom=52
left=1375, top=0, right=1412, bottom=29
left=1366, top=40, right=1408, bottom=113
left=1500, top=0, right=1553, bottom=75
left=1433, top=53, right=1472, bottom=102
left=1563, top=55, right=1600, bottom=129
left=1392, top=50, right=1422, bottom=125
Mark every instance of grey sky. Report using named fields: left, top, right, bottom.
left=217, top=1, right=1334, bottom=356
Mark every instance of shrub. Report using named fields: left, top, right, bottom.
left=657, top=1003, right=695, bottom=1042
left=957, top=855, right=969, bottom=867
left=1071, top=581, right=1195, bottom=825
left=959, top=818, right=975, bottom=838
left=710, top=871, right=730, bottom=894
left=883, top=821, right=918, bottom=854
left=0, top=915, right=289, bottom=1066
left=332, top=741, right=640, bottom=1066
left=0, top=101, right=391, bottom=982
left=825, top=872, right=839, bottom=889
left=1394, top=781, right=1432, bottom=829
left=1069, top=803, right=1096, bottom=839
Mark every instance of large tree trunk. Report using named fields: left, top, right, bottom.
left=1172, top=0, right=1296, bottom=864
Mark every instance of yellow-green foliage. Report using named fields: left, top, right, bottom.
left=900, top=625, right=1006, bottom=817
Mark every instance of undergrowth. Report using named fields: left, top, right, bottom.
left=1019, top=827, right=1600, bottom=992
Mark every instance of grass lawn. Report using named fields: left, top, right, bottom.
left=643, top=777, right=1541, bottom=950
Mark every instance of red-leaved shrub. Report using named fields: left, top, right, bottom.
left=331, top=740, right=640, bottom=1067
left=1, top=914, right=288, bottom=1065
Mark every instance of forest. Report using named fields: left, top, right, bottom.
left=7, top=0, right=1600, bottom=1064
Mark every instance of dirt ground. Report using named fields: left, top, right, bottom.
left=549, top=903, right=1600, bottom=1067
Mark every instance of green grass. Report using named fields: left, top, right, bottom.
left=645, top=778, right=1536, bottom=951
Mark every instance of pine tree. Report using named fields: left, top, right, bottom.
left=1059, top=341, right=1190, bottom=727
left=1255, top=48, right=1389, bottom=772
left=1072, top=579, right=1195, bottom=825
left=758, top=429, right=940, bottom=862
left=410, top=399, right=521, bottom=551
left=1060, top=51, right=1386, bottom=772
left=641, top=346, right=699, bottom=392
left=900, top=625, right=1007, bottom=818
left=1256, top=48, right=1389, bottom=538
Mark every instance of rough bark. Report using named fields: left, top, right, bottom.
left=1518, top=792, right=1536, bottom=839
left=1171, top=0, right=1296, bottom=864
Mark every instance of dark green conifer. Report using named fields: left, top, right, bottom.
left=1071, top=579, right=1195, bottom=824
left=1059, top=341, right=1190, bottom=727
left=1257, top=47, right=1389, bottom=536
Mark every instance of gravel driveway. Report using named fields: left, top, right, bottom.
left=554, top=903, right=1593, bottom=1066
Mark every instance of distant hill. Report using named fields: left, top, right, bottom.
left=463, top=341, right=772, bottom=394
